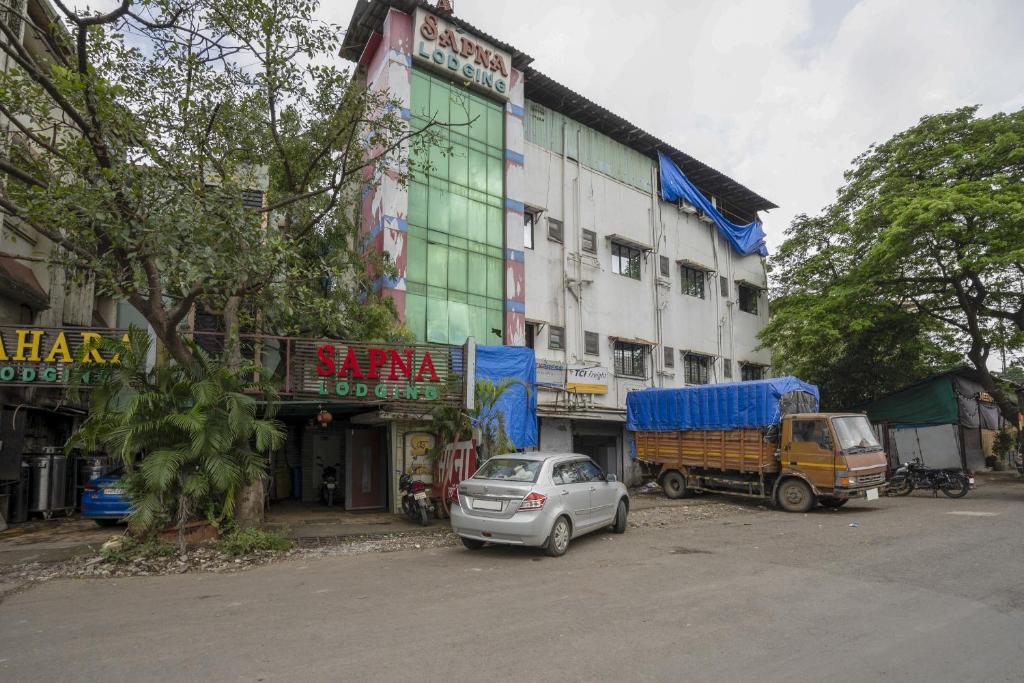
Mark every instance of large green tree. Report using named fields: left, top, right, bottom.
left=763, top=106, right=1024, bottom=416
left=0, top=0, right=438, bottom=365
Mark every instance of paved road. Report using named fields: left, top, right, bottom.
left=2, top=478, right=1023, bottom=682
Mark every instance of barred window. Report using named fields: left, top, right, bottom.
left=683, top=352, right=711, bottom=385
left=613, top=341, right=646, bottom=378
left=741, top=364, right=766, bottom=381
left=681, top=266, right=705, bottom=299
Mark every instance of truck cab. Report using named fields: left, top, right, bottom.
left=777, top=413, right=888, bottom=510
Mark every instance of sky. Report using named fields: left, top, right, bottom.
left=318, top=0, right=1024, bottom=253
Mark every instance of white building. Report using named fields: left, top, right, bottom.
left=519, top=89, right=774, bottom=483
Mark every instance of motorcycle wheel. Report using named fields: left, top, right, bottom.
left=940, top=473, right=970, bottom=499
left=888, top=476, right=914, bottom=496
left=417, top=503, right=430, bottom=527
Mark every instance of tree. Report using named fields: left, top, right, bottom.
left=763, top=107, right=1024, bottom=417
left=69, top=327, right=285, bottom=549
left=0, top=0, right=438, bottom=366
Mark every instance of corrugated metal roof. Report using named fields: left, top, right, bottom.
left=341, top=1, right=777, bottom=219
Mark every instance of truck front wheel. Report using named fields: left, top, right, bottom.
left=661, top=471, right=687, bottom=499
left=776, top=478, right=816, bottom=513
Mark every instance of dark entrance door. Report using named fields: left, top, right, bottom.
left=346, top=428, right=387, bottom=510
left=572, top=433, right=619, bottom=478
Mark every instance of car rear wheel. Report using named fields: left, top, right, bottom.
left=776, top=478, right=816, bottom=513
left=461, top=537, right=486, bottom=550
left=611, top=499, right=628, bottom=534
left=544, top=516, right=571, bottom=557
left=661, top=471, right=687, bottom=499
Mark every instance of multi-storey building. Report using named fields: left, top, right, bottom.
left=342, top=0, right=777, bottom=483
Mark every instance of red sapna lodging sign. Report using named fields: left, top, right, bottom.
left=315, top=344, right=444, bottom=402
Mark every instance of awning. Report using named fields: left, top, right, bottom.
left=0, top=256, right=49, bottom=310
left=734, top=278, right=767, bottom=291
left=610, top=335, right=658, bottom=347
left=676, top=258, right=715, bottom=273
left=605, top=234, right=653, bottom=252
left=537, top=406, right=626, bottom=423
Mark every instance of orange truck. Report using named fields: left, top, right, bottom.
left=627, top=379, right=889, bottom=512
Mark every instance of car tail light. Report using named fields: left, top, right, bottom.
left=84, top=483, right=98, bottom=493
left=518, top=491, right=546, bottom=511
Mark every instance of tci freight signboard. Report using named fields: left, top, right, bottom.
left=0, top=326, right=126, bottom=386
left=289, top=340, right=466, bottom=409
left=413, top=7, right=512, bottom=100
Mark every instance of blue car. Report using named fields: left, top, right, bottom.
left=81, top=470, right=133, bottom=526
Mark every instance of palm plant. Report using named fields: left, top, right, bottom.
left=430, top=378, right=529, bottom=462
left=69, top=327, right=284, bottom=549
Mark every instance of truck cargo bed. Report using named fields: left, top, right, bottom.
left=634, top=429, right=779, bottom=474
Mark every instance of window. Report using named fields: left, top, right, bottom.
left=613, top=341, right=646, bottom=378
left=547, top=218, right=563, bottom=243
left=548, top=325, right=565, bottom=350
left=681, top=266, right=705, bottom=299
left=720, top=275, right=729, bottom=298
left=738, top=284, right=760, bottom=314
left=582, top=229, right=597, bottom=254
left=524, top=212, right=535, bottom=250
left=241, top=190, right=265, bottom=209
left=611, top=242, right=642, bottom=280
left=584, top=331, right=599, bottom=356
left=475, top=458, right=544, bottom=483
left=792, top=420, right=830, bottom=449
left=683, top=352, right=711, bottom=385
left=741, top=363, right=765, bottom=381
left=659, top=255, right=670, bottom=278
left=576, top=460, right=605, bottom=482
left=552, top=461, right=585, bottom=485
left=723, top=358, right=732, bottom=379
left=663, top=345, right=675, bottom=369
left=525, top=323, right=536, bottom=349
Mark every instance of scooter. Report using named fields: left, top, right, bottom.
left=398, top=472, right=433, bottom=526
left=321, top=465, right=338, bottom=507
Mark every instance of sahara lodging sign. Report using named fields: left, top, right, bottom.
left=0, top=326, right=126, bottom=386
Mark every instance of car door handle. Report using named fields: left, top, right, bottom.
left=589, top=487, right=596, bottom=492
left=561, top=490, right=570, bottom=495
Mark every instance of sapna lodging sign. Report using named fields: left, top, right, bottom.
left=413, top=8, right=512, bottom=100
left=306, top=341, right=464, bottom=407
left=0, top=326, right=127, bottom=386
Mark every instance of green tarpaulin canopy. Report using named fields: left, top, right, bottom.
left=864, top=376, right=959, bottom=425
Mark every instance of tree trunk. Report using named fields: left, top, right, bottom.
left=967, top=350, right=1019, bottom=424
left=223, top=294, right=267, bottom=526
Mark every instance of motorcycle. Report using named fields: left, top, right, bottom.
left=321, top=465, right=338, bottom=507
left=398, top=472, right=433, bottom=526
left=887, top=457, right=973, bottom=498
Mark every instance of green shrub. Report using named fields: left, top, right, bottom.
left=218, top=527, right=293, bottom=557
left=99, top=536, right=176, bottom=564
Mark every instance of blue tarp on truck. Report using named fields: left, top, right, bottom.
left=626, top=377, right=820, bottom=432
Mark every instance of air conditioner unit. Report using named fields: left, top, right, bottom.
left=677, top=200, right=697, bottom=215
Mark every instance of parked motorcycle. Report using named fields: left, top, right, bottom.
left=398, top=472, right=433, bottom=526
left=887, top=458, right=973, bottom=498
left=321, top=465, right=339, bottom=507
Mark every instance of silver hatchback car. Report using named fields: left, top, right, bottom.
left=449, top=453, right=630, bottom=557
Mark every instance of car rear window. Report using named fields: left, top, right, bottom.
left=474, top=458, right=543, bottom=483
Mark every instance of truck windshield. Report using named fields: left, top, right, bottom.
left=832, top=416, right=881, bottom=452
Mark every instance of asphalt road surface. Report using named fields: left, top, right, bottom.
left=2, top=477, right=1023, bottom=682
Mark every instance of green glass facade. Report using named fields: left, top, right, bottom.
left=407, top=69, right=505, bottom=345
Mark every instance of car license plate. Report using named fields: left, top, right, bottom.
left=474, top=499, right=502, bottom=511
left=865, top=488, right=879, bottom=501
left=413, top=491, right=427, bottom=501
left=103, top=488, right=124, bottom=496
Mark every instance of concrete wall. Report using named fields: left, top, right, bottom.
left=522, top=125, right=772, bottom=416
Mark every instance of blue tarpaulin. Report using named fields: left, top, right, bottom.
left=658, top=151, right=768, bottom=257
left=474, top=345, right=538, bottom=449
left=626, top=377, right=820, bottom=432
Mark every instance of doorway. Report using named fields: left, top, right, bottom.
left=573, top=432, right=619, bottom=478
left=346, top=427, right=387, bottom=510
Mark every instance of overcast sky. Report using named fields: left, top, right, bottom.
left=320, top=0, right=1024, bottom=252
